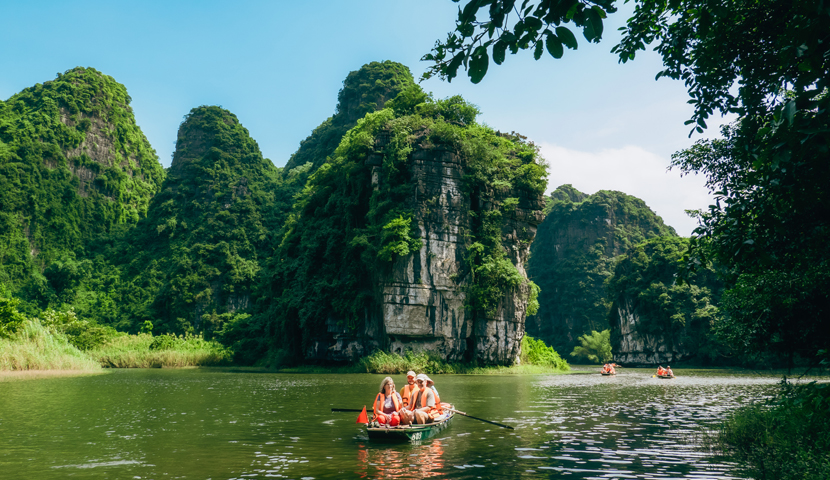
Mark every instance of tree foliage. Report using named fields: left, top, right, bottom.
left=570, top=329, right=612, bottom=363
left=423, top=0, right=616, bottom=83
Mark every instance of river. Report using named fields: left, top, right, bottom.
left=0, top=367, right=805, bottom=479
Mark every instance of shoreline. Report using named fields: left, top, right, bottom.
left=0, top=369, right=105, bottom=382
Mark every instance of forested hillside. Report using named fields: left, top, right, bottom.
left=112, top=106, right=283, bottom=336
left=526, top=185, right=675, bottom=354
left=0, top=67, right=164, bottom=314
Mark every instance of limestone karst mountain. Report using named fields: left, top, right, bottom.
left=525, top=185, right=676, bottom=354
left=261, top=90, right=547, bottom=365
left=117, top=106, right=282, bottom=335
left=0, top=67, right=164, bottom=306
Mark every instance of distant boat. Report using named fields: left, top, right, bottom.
left=656, top=374, right=675, bottom=379
left=600, top=372, right=615, bottom=376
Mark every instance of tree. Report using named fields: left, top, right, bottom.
left=570, top=329, right=612, bottom=363
left=425, top=1, right=829, bottom=135
left=428, top=0, right=830, bottom=364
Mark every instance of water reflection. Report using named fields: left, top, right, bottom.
left=356, top=439, right=446, bottom=479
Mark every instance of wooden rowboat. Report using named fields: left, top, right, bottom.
left=601, top=372, right=616, bottom=376
left=657, top=374, right=675, bottom=379
left=367, top=406, right=455, bottom=442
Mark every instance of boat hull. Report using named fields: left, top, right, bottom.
left=367, top=410, right=454, bottom=443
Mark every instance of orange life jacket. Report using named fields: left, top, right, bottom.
left=400, top=383, right=418, bottom=408
left=374, top=392, right=402, bottom=416
left=414, top=387, right=442, bottom=416
left=657, top=367, right=665, bottom=375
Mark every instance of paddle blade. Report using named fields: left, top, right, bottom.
left=356, top=406, right=368, bottom=424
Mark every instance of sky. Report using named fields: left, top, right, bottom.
left=0, top=0, right=731, bottom=236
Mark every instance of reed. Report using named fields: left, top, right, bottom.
left=92, top=333, right=232, bottom=368
left=0, top=320, right=101, bottom=371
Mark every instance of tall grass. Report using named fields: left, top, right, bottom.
left=93, top=333, right=231, bottom=368
left=0, top=320, right=101, bottom=371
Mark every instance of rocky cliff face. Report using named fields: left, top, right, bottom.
left=526, top=185, right=676, bottom=354
left=269, top=96, right=547, bottom=366
left=380, top=148, right=545, bottom=364
left=611, top=299, right=694, bottom=365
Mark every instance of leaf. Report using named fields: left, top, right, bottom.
left=586, top=8, right=604, bottom=40
left=524, top=16, right=543, bottom=30
left=545, top=32, right=564, bottom=59
left=469, top=47, right=490, bottom=84
left=533, top=40, right=544, bottom=60
left=446, top=52, right=465, bottom=81
left=493, top=40, right=508, bottom=65
left=458, top=21, right=475, bottom=37
left=556, top=26, right=578, bottom=49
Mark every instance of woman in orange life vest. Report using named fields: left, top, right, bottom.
left=373, top=377, right=404, bottom=426
left=399, top=370, right=418, bottom=408
left=657, top=365, right=666, bottom=376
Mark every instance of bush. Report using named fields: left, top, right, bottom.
left=0, top=296, right=27, bottom=338
left=521, top=335, right=569, bottom=369
left=360, top=350, right=457, bottom=374
left=708, top=379, right=830, bottom=480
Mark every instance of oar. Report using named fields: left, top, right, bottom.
left=445, top=407, right=514, bottom=430
left=331, top=408, right=363, bottom=413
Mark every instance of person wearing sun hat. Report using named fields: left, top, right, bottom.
left=412, top=374, right=437, bottom=424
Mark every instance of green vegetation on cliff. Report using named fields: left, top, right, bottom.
left=526, top=185, right=676, bottom=353
left=283, top=61, right=416, bottom=173
left=607, top=236, right=725, bottom=363
left=0, top=67, right=164, bottom=312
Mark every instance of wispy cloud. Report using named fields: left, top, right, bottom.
left=539, top=143, right=713, bottom=237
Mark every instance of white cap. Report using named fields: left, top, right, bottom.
left=406, top=370, right=416, bottom=378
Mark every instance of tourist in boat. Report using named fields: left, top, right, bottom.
left=601, top=363, right=615, bottom=374
left=666, top=366, right=674, bottom=377
left=373, top=377, right=403, bottom=426
left=412, top=374, right=437, bottom=424
left=656, top=365, right=666, bottom=376
left=400, top=370, right=418, bottom=408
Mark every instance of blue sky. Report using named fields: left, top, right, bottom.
left=0, top=0, right=729, bottom=235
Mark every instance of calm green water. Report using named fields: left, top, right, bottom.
left=0, top=367, right=806, bottom=479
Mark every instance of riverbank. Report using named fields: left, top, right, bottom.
left=0, top=318, right=231, bottom=372
left=272, top=338, right=571, bottom=375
